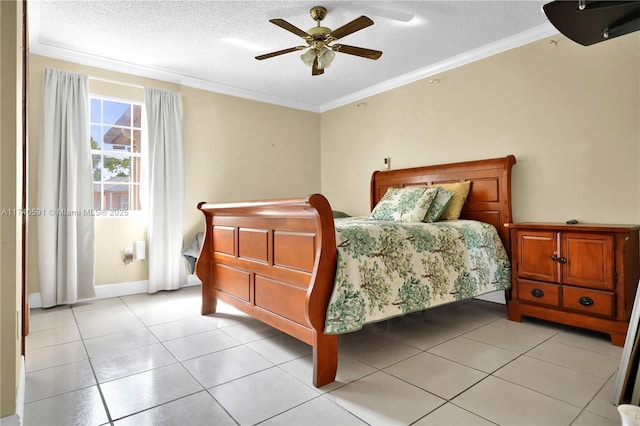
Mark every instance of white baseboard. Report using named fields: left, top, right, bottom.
left=29, top=275, right=202, bottom=309
left=0, top=414, right=21, bottom=425
left=0, top=355, right=26, bottom=425
left=16, top=355, right=24, bottom=423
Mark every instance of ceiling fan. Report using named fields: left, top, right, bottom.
left=543, top=0, right=640, bottom=46
left=255, top=5, right=383, bottom=76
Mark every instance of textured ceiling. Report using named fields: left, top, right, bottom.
left=29, top=1, right=557, bottom=112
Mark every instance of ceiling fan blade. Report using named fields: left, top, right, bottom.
left=329, top=16, right=374, bottom=40
left=269, top=19, right=310, bottom=39
left=255, top=46, right=305, bottom=60
left=332, top=44, right=382, bottom=60
left=312, top=57, right=324, bottom=76
left=543, top=0, right=640, bottom=45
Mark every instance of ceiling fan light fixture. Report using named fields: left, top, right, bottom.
left=300, top=48, right=316, bottom=67
left=300, top=46, right=335, bottom=70
left=317, top=46, right=335, bottom=69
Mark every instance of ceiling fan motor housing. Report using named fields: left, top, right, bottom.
left=307, top=26, right=332, bottom=42
left=310, top=6, right=327, bottom=22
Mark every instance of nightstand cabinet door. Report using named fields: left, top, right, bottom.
left=562, top=232, right=614, bottom=290
left=517, top=231, right=559, bottom=283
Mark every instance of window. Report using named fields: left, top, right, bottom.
left=90, top=96, right=143, bottom=212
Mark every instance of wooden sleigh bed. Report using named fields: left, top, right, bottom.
left=195, top=155, right=516, bottom=387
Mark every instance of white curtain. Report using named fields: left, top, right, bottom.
left=144, top=87, right=186, bottom=293
left=37, top=68, right=95, bottom=307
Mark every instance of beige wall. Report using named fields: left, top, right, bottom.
left=181, top=85, right=322, bottom=241
left=26, top=31, right=640, bottom=293
left=28, top=56, right=321, bottom=291
left=321, top=33, right=640, bottom=225
left=13, top=12, right=640, bottom=421
left=1, top=0, right=23, bottom=418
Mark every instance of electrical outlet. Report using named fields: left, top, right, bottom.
left=383, top=157, right=391, bottom=170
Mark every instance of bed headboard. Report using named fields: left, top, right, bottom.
left=370, top=155, right=516, bottom=252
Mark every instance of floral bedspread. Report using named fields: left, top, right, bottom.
left=324, top=218, right=511, bottom=334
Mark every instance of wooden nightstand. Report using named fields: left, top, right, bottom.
left=506, top=222, right=640, bottom=346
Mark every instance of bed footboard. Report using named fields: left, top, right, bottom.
left=195, top=193, right=338, bottom=387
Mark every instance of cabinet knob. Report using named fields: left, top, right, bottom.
left=531, top=288, right=544, bottom=298
left=578, top=296, right=594, bottom=307
left=551, top=254, right=558, bottom=261
left=559, top=257, right=567, bottom=264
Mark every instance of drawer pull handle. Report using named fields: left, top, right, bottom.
left=531, top=288, right=544, bottom=298
left=578, top=296, right=594, bottom=306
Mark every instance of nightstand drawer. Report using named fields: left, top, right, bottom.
left=562, top=286, right=614, bottom=317
left=518, top=279, right=560, bottom=307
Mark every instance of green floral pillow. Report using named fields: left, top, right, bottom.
left=370, top=186, right=439, bottom=222
left=423, top=188, right=455, bottom=222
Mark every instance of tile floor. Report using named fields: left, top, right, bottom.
left=23, top=286, right=625, bottom=425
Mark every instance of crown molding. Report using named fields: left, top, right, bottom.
left=319, top=23, right=559, bottom=112
left=29, top=2, right=557, bottom=115
left=28, top=43, right=322, bottom=113
left=26, top=1, right=321, bottom=112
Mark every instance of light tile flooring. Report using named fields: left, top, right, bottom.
left=23, top=286, right=626, bottom=425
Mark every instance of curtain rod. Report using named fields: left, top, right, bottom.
left=89, top=76, right=145, bottom=90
